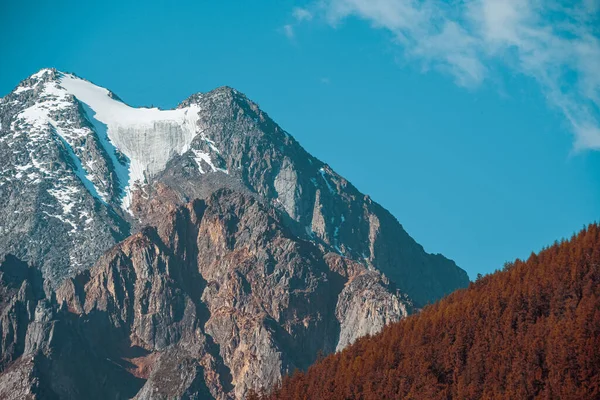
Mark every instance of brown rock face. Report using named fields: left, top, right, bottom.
left=1, top=189, right=414, bottom=399
left=1, top=72, right=468, bottom=398
left=0, top=254, right=146, bottom=399
left=161, top=87, right=468, bottom=307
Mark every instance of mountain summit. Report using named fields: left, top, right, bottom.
left=0, top=69, right=468, bottom=398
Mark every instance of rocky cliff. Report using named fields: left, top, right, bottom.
left=0, top=69, right=469, bottom=398
left=0, top=191, right=412, bottom=398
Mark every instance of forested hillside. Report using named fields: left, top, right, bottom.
left=258, top=224, right=600, bottom=399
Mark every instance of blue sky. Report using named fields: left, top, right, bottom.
left=1, top=0, right=599, bottom=279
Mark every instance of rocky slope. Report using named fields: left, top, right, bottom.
left=261, top=224, right=600, bottom=400
left=0, top=190, right=412, bottom=398
left=0, top=70, right=139, bottom=284
left=0, top=69, right=469, bottom=398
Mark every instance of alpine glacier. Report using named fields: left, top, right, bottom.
left=20, top=69, right=226, bottom=210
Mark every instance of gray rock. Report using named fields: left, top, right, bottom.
left=0, top=69, right=470, bottom=398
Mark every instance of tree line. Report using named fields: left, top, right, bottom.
left=253, top=224, right=600, bottom=399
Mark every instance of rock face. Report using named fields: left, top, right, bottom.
left=0, top=69, right=129, bottom=284
left=160, top=87, right=467, bottom=306
left=0, top=69, right=469, bottom=398
left=0, top=192, right=413, bottom=398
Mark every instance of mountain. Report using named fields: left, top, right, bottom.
left=0, top=68, right=469, bottom=398
left=261, top=224, right=600, bottom=400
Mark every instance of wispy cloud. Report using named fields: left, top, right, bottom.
left=283, top=24, right=295, bottom=39
left=293, top=7, right=313, bottom=22
left=282, top=7, right=314, bottom=41
left=293, top=0, right=600, bottom=150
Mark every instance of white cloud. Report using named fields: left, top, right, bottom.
left=283, top=24, right=295, bottom=39
left=294, top=0, right=600, bottom=150
left=282, top=8, right=314, bottom=41
left=293, top=7, right=313, bottom=22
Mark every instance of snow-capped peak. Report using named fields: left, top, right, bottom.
left=31, top=68, right=53, bottom=79
left=58, top=73, right=204, bottom=209
left=4, top=69, right=228, bottom=212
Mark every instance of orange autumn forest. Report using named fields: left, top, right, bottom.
left=256, top=224, right=600, bottom=400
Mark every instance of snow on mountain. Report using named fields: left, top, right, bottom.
left=191, top=148, right=228, bottom=174
left=7, top=71, right=108, bottom=236
left=0, top=68, right=236, bottom=282
left=0, top=69, right=131, bottom=281
left=3, top=69, right=230, bottom=212
left=0, top=68, right=468, bottom=304
left=0, top=68, right=471, bottom=400
left=59, top=73, right=211, bottom=209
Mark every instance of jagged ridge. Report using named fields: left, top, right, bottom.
left=0, top=68, right=467, bottom=305
left=0, top=68, right=470, bottom=398
left=0, top=189, right=411, bottom=399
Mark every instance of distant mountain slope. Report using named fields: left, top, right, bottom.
left=262, top=224, right=600, bottom=400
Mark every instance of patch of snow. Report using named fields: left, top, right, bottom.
left=59, top=73, right=210, bottom=209
left=69, top=254, right=82, bottom=267
left=31, top=69, right=52, bottom=79
left=14, top=86, right=32, bottom=94
left=203, top=137, right=220, bottom=153
left=333, top=229, right=342, bottom=253
left=305, top=225, right=315, bottom=238
left=42, top=210, right=78, bottom=234
left=53, top=130, right=107, bottom=203
left=191, top=149, right=228, bottom=174
left=15, top=164, right=33, bottom=171
left=319, top=167, right=336, bottom=194
left=81, top=210, right=94, bottom=230
left=333, top=214, right=345, bottom=254
left=79, top=102, right=129, bottom=203
left=47, top=185, right=79, bottom=215
left=14, top=79, right=111, bottom=203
